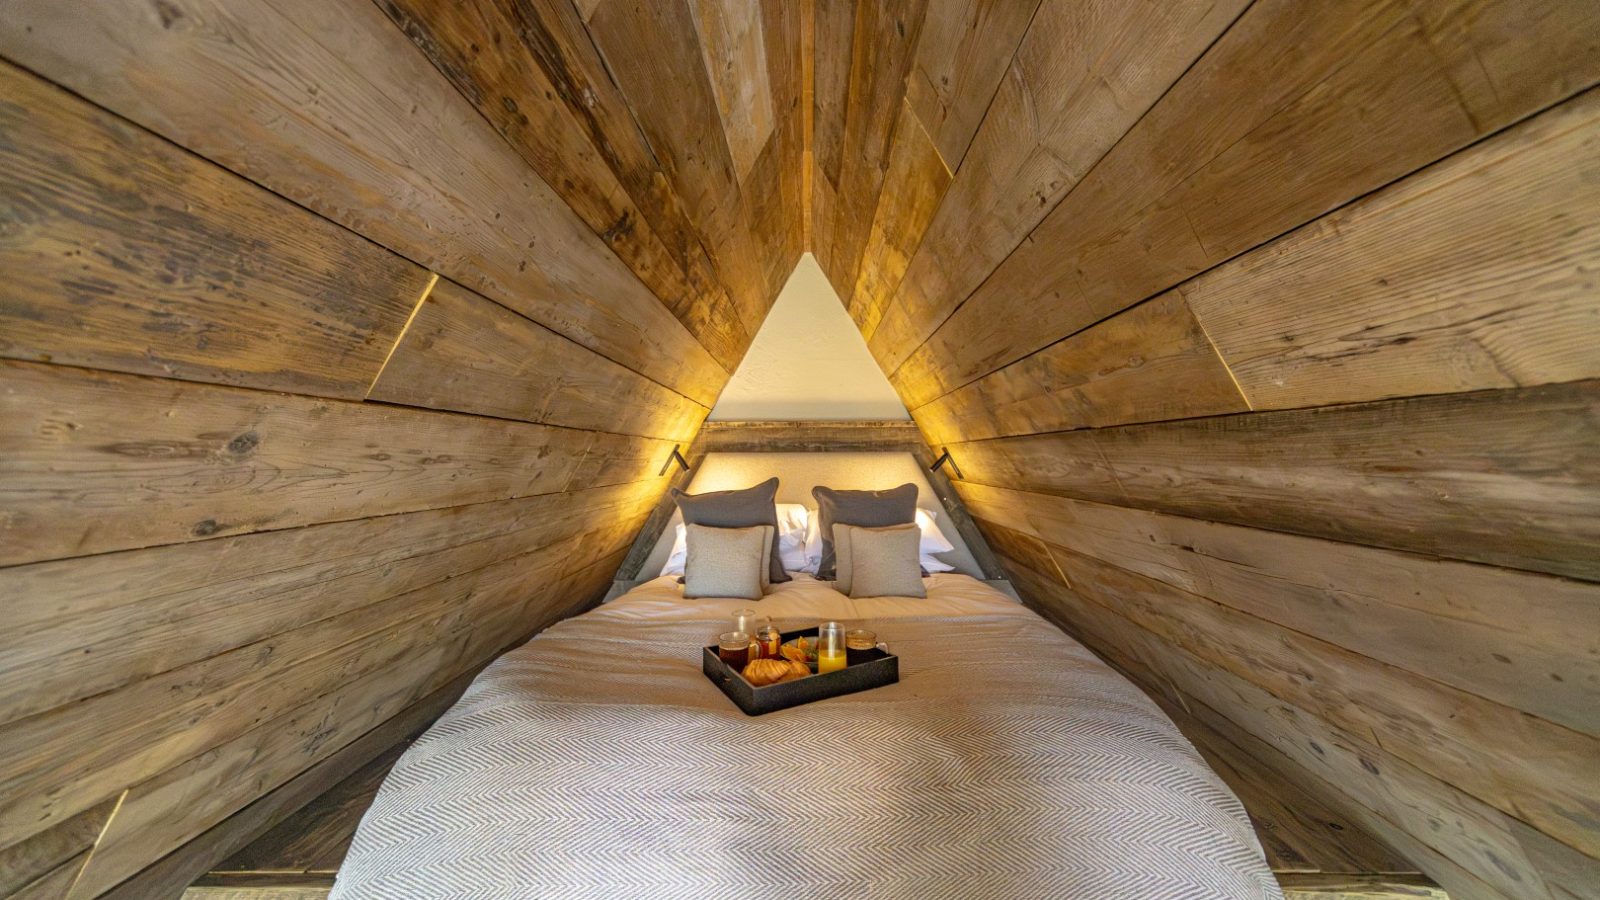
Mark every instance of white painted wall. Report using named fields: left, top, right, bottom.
left=708, top=253, right=909, bottom=421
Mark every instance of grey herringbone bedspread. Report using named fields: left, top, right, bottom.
left=331, top=601, right=1282, bottom=899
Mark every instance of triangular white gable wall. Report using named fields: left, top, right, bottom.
left=708, top=253, right=909, bottom=421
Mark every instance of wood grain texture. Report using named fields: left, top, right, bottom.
left=96, top=668, right=479, bottom=900
left=583, top=0, right=775, bottom=336
left=953, top=380, right=1600, bottom=580
left=900, top=0, right=1043, bottom=172
left=0, top=361, right=672, bottom=566
left=958, top=482, right=1600, bottom=737
left=820, top=0, right=927, bottom=297
left=691, top=0, right=776, bottom=182
left=368, top=279, right=708, bottom=441
left=0, top=481, right=655, bottom=727
left=866, top=0, right=1247, bottom=379
left=891, top=0, right=1600, bottom=408
left=0, top=61, right=429, bottom=401
left=67, top=525, right=634, bottom=897
left=0, top=0, right=728, bottom=406
left=1154, top=675, right=1420, bottom=879
left=1184, top=86, right=1600, bottom=410
left=0, top=798, right=116, bottom=897
left=1276, top=875, right=1448, bottom=900
left=373, top=0, right=751, bottom=372
left=847, top=99, right=951, bottom=339
left=206, top=742, right=407, bottom=879
left=1048, top=541, right=1600, bottom=860
left=694, top=419, right=924, bottom=454
left=1004, top=561, right=1569, bottom=900
left=912, top=291, right=1249, bottom=444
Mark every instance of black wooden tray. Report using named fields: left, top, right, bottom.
left=702, top=626, right=899, bottom=716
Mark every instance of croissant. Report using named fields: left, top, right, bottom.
left=742, top=657, right=810, bottom=686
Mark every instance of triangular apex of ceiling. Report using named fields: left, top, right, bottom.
left=708, top=253, right=910, bottom=422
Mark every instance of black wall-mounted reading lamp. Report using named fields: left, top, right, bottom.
left=658, top=444, right=692, bottom=477
left=928, top=446, right=962, bottom=480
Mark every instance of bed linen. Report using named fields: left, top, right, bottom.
left=330, top=574, right=1282, bottom=899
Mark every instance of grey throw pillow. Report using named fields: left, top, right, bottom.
left=671, top=477, right=790, bottom=583
left=835, top=523, right=925, bottom=598
left=811, top=483, right=917, bottom=579
left=683, top=524, right=773, bottom=600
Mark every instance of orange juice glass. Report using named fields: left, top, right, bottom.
left=817, top=622, right=848, bottom=674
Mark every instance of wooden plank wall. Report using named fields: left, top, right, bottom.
left=807, top=3, right=1600, bottom=900
left=0, top=1, right=802, bottom=896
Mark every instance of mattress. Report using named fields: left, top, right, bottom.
left=331, top=574, right=1282, bottom=899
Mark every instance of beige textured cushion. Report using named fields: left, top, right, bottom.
left=683, top=524, right=773, bottom=600
left=834, top=523, right=925, bottom=598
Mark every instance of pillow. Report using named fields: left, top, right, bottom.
left=915, top=508, right=956, bottom=555
left=775, top=503, right=809, bottom=572
left=921, top=555, right=956, bottom=574
left=672, top=478, right=790, bottom=583
left=683, top=524, right=773, bottom=600
left=811, top=483, right=918, bottom=579
left=659, top=523, right=689, bottom=577
left=801, top=506, right=822, bottom=572
left=834, top=523, right=925, bottom=598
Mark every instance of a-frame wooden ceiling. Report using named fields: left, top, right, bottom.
left=2, top=3, right=1598, bottom=900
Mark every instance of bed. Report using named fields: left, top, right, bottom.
left=330, top=573, right=1284, bottom=899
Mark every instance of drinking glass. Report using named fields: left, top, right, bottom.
left=733, top=609, right=765, bottom=637
left=846, top=629, right=878, bottom=666
left=718, top=631, right=751, bottom=670
left=755, top=623, right=782, bottom=660
left=817, top=621, right=847, bottom=674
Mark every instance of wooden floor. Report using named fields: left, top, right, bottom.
left=185, top=717, right=1444, bottom=900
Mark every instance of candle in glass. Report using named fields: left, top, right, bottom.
left=817, top=621, right=847, bottom=674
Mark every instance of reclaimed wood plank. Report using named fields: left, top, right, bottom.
left=0, top=798, right=116, bottom=897
left=1183, top=87, right=1600, bottom=410
left=892, top=0, right=1600, bottom=407
left=690, top=0, right=776, bottom=182
left=206, top=743, right=406, bottom=878
left=0, top=0, right=727, bottom=405
left=0, top=61, right=428, bottom=401
left=1275, top=874, right=1448, bottom=899
left=867, top=0, right=1247, bottom=378
left=959, top=482, right=1600, bottom=736
left=822, top=0, right=927, bottom=296
left=901, top=0, right=1043, bottom=171
left=374, top=0, right=750, bottom=371
left=1004, top=561, right=1559, bottom=900
left=1043, top=542, right=1600, bottom=861
left=368, top=279, right=707, bottom=441
left=0, top=361, right=658, bottom=566
left=695, top=420, right=923, bottom=453
left=66, top=535, right=592, bottom=897
left=583, top=0, right=771, bottom=334
left=0, top=482, right=655, bottom=726
left=952, top=380, right=1600, bottom=580
left=847, top=99, right=951, bottom=340
left=912, top=291, right=1249, bottom=444
left=94, top=668, right=479, bottom=900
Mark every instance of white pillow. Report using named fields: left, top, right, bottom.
left=775, top=502, right=809, bottom=571
left=659, top=522, right=689, bottom=577
left=915, top=508, right=956, bottom=554
left=803, top=506, right=956, bottom=573
left=663, top=504, right=810, bottom=577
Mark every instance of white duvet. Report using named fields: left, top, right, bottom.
left=332, top=573, right=1282, bottom=899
